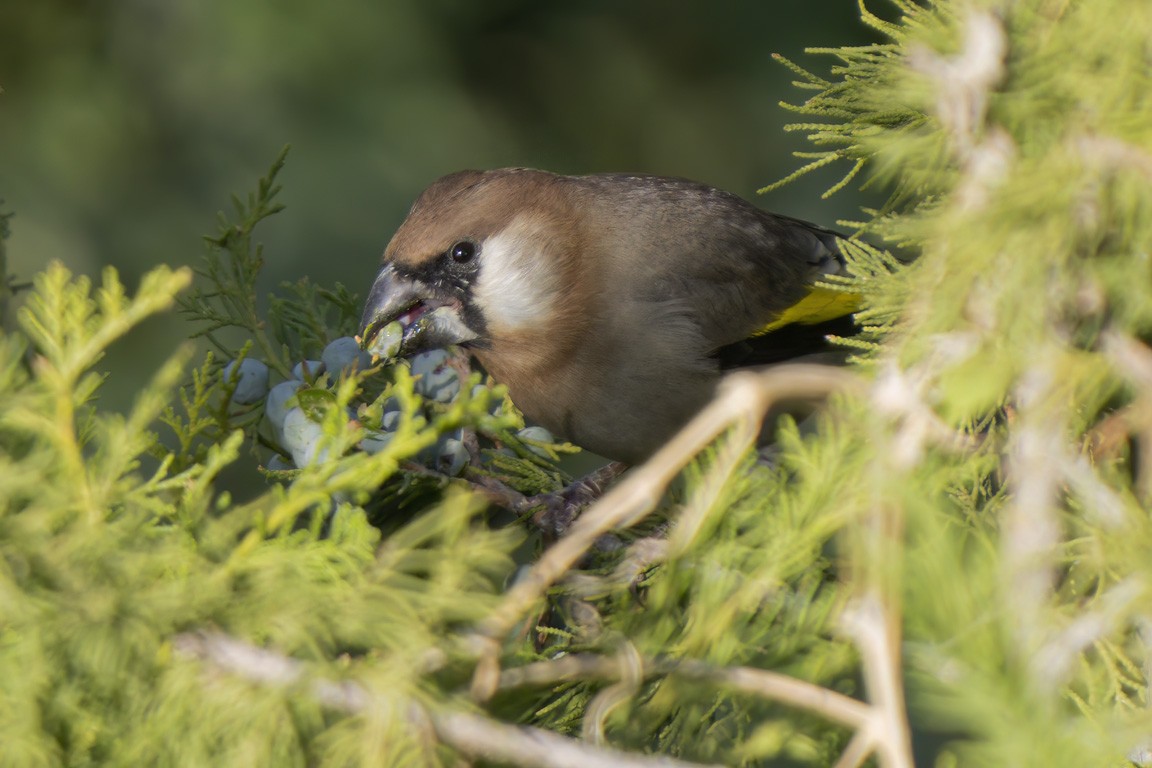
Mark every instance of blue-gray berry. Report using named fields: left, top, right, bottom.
left=322, top=336, right=372, bottom=376
left=358, top=430, right=394, bottom=455
left=281, top=407, right=328, bottom=467
left=291, top=360, right=325, bottom=382
left=265, top=380, right=302, bottom=429
left=472, top=383, right=504, bottom=415
left=517, top=426, right=555, bottom=459
left=267, top=454, right=294, bottom=472
left=411, top=350, right=460, bottom=402
left=437, top=437, right=469, bottom=476
left=223, top=358, right=270, bottom=405
left=359, top=409, right=401, bottom=455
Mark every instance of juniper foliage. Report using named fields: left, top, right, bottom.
left=3, top=0, right=1152, bottom=766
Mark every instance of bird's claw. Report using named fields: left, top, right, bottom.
left=527, top=461, right=628, bottom=539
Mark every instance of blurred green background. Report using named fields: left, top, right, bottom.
left=0, top=0, right=878, bottom=408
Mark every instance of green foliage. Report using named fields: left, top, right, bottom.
left=0, top=248, right=529, bottom=764
left=4, top=1, right=1152, bottom=766
left=0, top=154, right=542, bottom=766
left=772, top=0, right=1152, bottom=764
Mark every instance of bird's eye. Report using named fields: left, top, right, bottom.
left=449, top=240, right=477, bottom=264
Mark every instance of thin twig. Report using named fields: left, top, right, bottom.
left=678, top=660, right=874, bottom=732
left=434, top=710, right=718, bottom=768
left=907, top=10, right=1006, bottom=157
left=564, top=536, right=669, bottom=600
left=1002, top=366, right=1063, bottom=680
left=841, top=595, right=915, bottom=768
left=1075, top=135, right=1152, bottom=182
left=174, top=631, right=369, bottom=710
left=665, top=418, right=752, bottom=557
left=495, top=651, right=873, bottom=733
left=1104, top=333, right=1152, bottom=502
left=908, top=10, right=1012, bottom=209
left=1085, top=405, right=1136, bottom=462
left=174, top=631, right=718, bottom=768
left=470, top=365, right=861, bottom=699
left=1032, top=578, right=1144, bottom=685
left=583, top=642, right=644, bottom=744
left=831, top=729, right=877, bottom=768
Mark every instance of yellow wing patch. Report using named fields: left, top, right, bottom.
left=753, top=286, right=862, bottom=336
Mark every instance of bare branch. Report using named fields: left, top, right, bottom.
left=841, top=596, right=915, bottom=768
left=173, top=630, right=370, bottom=711
left=665, top=415, right=753, bottom=557
left=583, top=642, right=644, bottom=744
left=677, top=661, right=874, bottom=733
left=1105, top=332, right=1152, bottom=389
left=832, top=729, right=878, bottom=768
left=562, top=534, right=671, bottom=607
left=1103, top=333, right=1152, bottom=501
left=496, top=653, right=873, bottom=733
left=435, top=710, right=719, bottom=768
left=871, top=357, right=981, bottom=468
left=1075, top=135, right=1152, bottom=182
left=474, top=365, right=862, bottom=665
left=1032, top=578, right=1144, bottom=685
left=1001, top=366, right=1064, bottom=679
left=909, top=10, right=1014, bottom=209
left=174, top=631, right=718, bottom=768
left=908, top=10, right=1007, bottom=156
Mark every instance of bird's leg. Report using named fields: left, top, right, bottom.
left=396, top=447, right=626, bottom=540
left=526, top=461, right=629, bottom=539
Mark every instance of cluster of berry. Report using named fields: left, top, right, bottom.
left=222, top=337, right=555, bottom=476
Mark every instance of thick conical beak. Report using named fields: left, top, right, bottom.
left=358, top=263, right=478, bottom=360
left=360, top=264, right=422, bottom=346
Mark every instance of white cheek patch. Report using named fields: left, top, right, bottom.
left=473, top=218, right=562, bottom=332
left=426, top=305, right=479, bottom=344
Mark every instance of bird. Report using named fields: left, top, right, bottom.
left=358, top=168, right=859, bottom=465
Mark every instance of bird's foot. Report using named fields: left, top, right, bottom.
left=526, top=461, right=628, bottom=539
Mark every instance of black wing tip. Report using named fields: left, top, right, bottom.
left=714, top=314, right=859, bottom=370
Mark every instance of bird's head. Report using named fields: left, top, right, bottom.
left=359, top=168, right=582, bottom=363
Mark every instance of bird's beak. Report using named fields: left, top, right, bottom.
left=358, top=263, right=478, bottom=360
